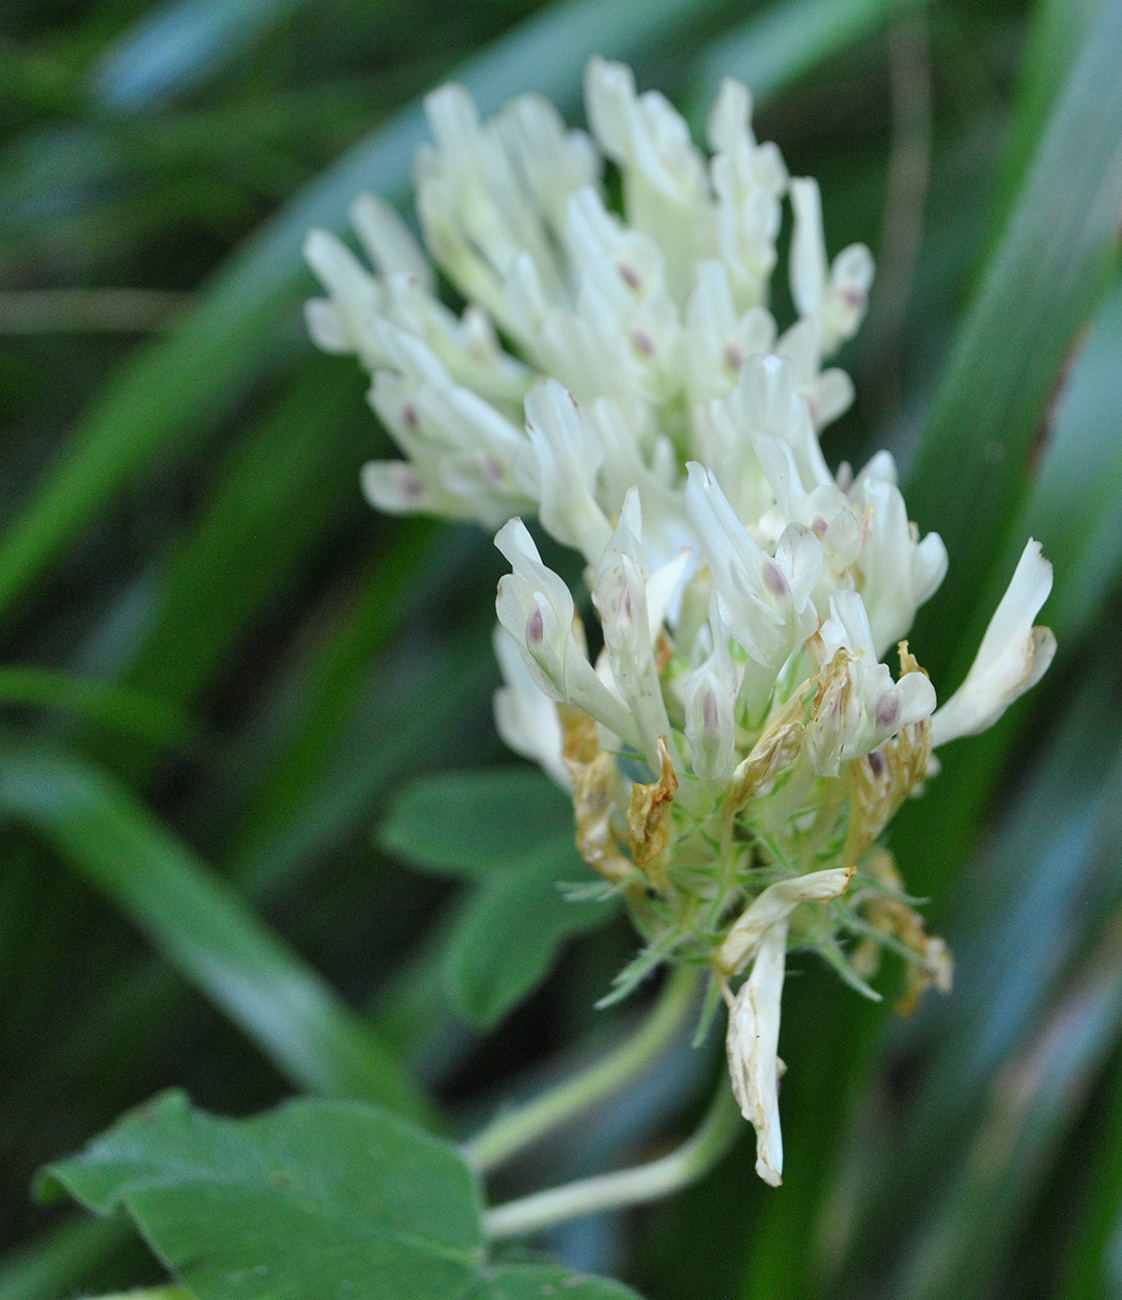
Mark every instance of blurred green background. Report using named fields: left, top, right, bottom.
left=1, top=0, right=1121, bottom=1295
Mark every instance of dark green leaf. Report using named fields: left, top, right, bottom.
left=40, top=1094, right=645, bottom=1300
left=380, top=768, right=575, bottom=878
left=0, top=1215, right=134, bottom=1300
left=986, top=0, right=1108, bottom=240
left=1054, top=1053, right=1122, bottom=1298
left=91, top=0, right=314, bottom=111
left=40, top=1092, right=483, bottom=1300
left=445, top=838, right=618, bottom=1027
left=890, top=918, right=1122, bottom=1300
left=231, top=518, right=437, bottom=862
left=1004, top=274, right=1122, bottom=650
left=119, top=355, right=370, bottom=714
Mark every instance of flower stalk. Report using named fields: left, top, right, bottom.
left=483, top=1079, right=742, bottom=1239
left=462, top=964, right=699, bottom=1174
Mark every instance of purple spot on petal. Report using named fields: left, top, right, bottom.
left=723, top=342, right=745, bottom=372
left=811, top=515, right=829, bottom=537
left=763, top=561, right=790, bottom=599
left=631, top=327, right=656, bottom=358
left=618, top=261, right=643, bottom=292
left=702, top=688, right=719, bottom=733
left=402, top=401, right=419, bottom=429
left=527, top=606, right=544, bottom=647
left=481, top=454, right=504, bottom=486
left=875, top=691, right=901, bottom=730
left=399, top=469, right=424, bottom=501
left=867, top=749, right=885, bottom=777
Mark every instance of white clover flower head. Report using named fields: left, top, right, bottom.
left=305, top=58, right=1056, bottom=1187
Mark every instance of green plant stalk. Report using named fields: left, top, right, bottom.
left=462, top=964, right=699, bottom=1173
left=483, top=1079, right=742, bottom=1238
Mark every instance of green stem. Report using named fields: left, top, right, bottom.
left=461, top=964, right=699, bottom=1174
left=483, top=1079, right=742, bottom=1238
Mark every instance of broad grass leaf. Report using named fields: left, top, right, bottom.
left=0, top=739, right=429, bottom=1120
left=905, top=0, right=1122, bottom=686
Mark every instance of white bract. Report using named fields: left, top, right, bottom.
left=306, top=59, right=1055, bottom=1188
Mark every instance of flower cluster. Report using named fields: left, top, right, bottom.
left=304, top=59, right=1055, bottom=1187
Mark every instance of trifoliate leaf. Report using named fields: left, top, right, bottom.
left=39, top=1093, right=648, bottom=1300
left=379, top=768, right=575, bottom=877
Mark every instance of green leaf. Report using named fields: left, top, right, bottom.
left=1002, top=273, right=1122, bottom=650
left=230, top=617, right=499, bottom=896
left=685, top=0, right=919, bottom=117
left=0, top=1215, right=134, bottom=1300
left=0, top=738, right=430, bottom=1122
left=0, top=0, right=732, bottom=622
left=0, top=667, right=197, bottom=750
left=445, top=838, right=618, bottom=1027
left=475, top=1264, right=641, bottom=1300
left=40, top=1093, right=644, bottom=1300
left=1054, top=1056, right=1122, bottom=1298
left=889, top=918, right=1122, bottom=1300
left=40, top=1092, right=484, bottom=1300
left=90, top=0, right=315, bottom=111
left=906, top=0, right=1122, bottom=686
left=379, top=768, right=576, bottom=878
left=231, top=518, right=437, bottom=863
left=119, top=355, right=371, bottom=714
left=986, top=0, right=1108, bottom=241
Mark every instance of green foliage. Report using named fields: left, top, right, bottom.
left=381, top=769, right=618, bottom=1025
left=3, top=0, right=1122, bottom=1295
left=0, top=738, right=430, bottom=1120
left=381, top=769, right=577, bottom=876
left=41, top=1092, right=639, bottom=1300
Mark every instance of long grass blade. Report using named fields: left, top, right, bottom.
left=0, top=0, right=732, bottom=624
left=0, top=737, right=431, bottom=1122
left=905, top=0, right=1122, bottom=686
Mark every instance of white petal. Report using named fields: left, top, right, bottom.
left=492, top=626, right=571, bottom=790
left=789, top=178, right=827, bottom=319
left=726, top=921, right=788, bottom=1186
left=304, top=299, right=349, bottom=353
left=349, top=192, right=434, bottom=287
left=931, top=539, right=1054, bottom=746
left=719, top=868, right=852, bottom=973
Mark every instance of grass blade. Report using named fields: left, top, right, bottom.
left=0, top=0, right=733, bottom=624
left=0, top=1217, right=134, bottom=1300
left=0, top=667, right=196, bottom=750
left=905, top=0, right=1122, bottom=686
left=0, top=737, right=431, bottom=1122
left=90, top=0, right=316, bottom=112
left=892, top=917, right=1122, bottom=1300
left=685, top=0, right=920, bottom=116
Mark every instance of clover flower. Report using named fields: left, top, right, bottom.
left=305, top=58, right=1055, bottom=1187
